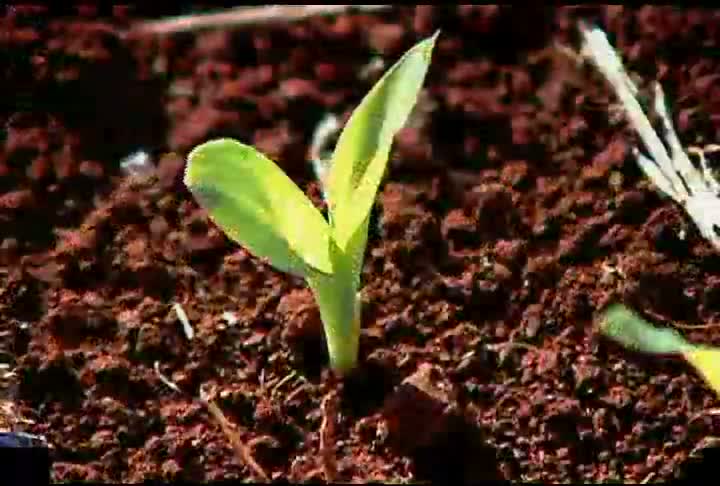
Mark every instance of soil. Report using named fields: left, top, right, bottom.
left=2, top=4, right=720, bottom=483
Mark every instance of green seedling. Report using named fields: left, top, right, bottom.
left=184, top=33, right=438, bottom=375
left=598, top=304, right=720, bottom=399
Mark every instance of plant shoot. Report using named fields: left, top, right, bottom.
left=184, top=33, right=438, bottom=374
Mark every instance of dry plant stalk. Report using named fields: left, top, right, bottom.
left=132, top=5, right=393, bottom=35
left=154, top=362, right=269, bottom=481
left=319, top=390, right=339, bottom=482
left=204, top=399, right=270, bottom=481
left=578, top=22, right=720, bottom=252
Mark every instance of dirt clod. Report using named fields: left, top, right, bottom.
left=381, top=363, right=505, bottom=482
left=2, top=5, right=719, bottom=483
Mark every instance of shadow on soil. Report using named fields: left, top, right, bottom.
left=379, top=363, right=506, bottom=483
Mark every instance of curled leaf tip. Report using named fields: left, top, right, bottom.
left=420, top=31, right=440, bottom=61
left=326, top=33, right=437, bottom=249
left=184, top=138, right=231, bottom=187
left=183, top=137, right=333, bottom=277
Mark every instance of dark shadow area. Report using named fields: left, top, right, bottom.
left=17, top=353, right=85, bottom=409
left=674, top=441, right=720, bottom=482
left=411, top=413, right=508, bottom=484
left=381, top=364, right=507, bottom=483
left=1, top=9, right=169, bottom=253
left=340, top=357, right=402, bottom=419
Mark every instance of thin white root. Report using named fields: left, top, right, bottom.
left=173, top=303, right=194, bottom=341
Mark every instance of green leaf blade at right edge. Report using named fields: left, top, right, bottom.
left=684, top=347, right=720, bottom=400
left=598, top=304, right=692, bottom=355
left=184, top=138, right=333, bottom=278
left=326, top=31, right=439, bottom=250
left=598, top=304, right=720, bottom=400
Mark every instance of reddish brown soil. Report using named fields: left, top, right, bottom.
left=2, top=5, right=720, bottom=483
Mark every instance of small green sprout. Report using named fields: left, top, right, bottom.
left=184, top=33, right=438, bottom=375
left=598, top=304, right=720, bottom=399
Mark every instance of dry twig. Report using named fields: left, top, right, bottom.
left=203, top=399, right=270, bottom=481
left=131, top=5, right=393, bottom=36
left=154, top=362, right=269, bottom=481
left=671, top=321, right=720, bottom=330
left=319, top=390, right=339, bottom=482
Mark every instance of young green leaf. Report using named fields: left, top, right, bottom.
left=185, top=138, right=333, bottom=277
left=326, top=32, right=439, bottom=249
left=684, top=347, right=720, bottom=399
left=598, top=304, right=692, bottom=355
left=598, top=304, right=720, bottom=399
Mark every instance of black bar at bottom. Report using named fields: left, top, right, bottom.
left=0, top=433, right=51, bottom=486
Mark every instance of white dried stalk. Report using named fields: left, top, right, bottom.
left=309, top=112, right=341, bottom=202
left=579, top=22, right=720, bottom=250
left=173, top=303, right=194, bottom=340
left=132, top=5, right=393, bottom=36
